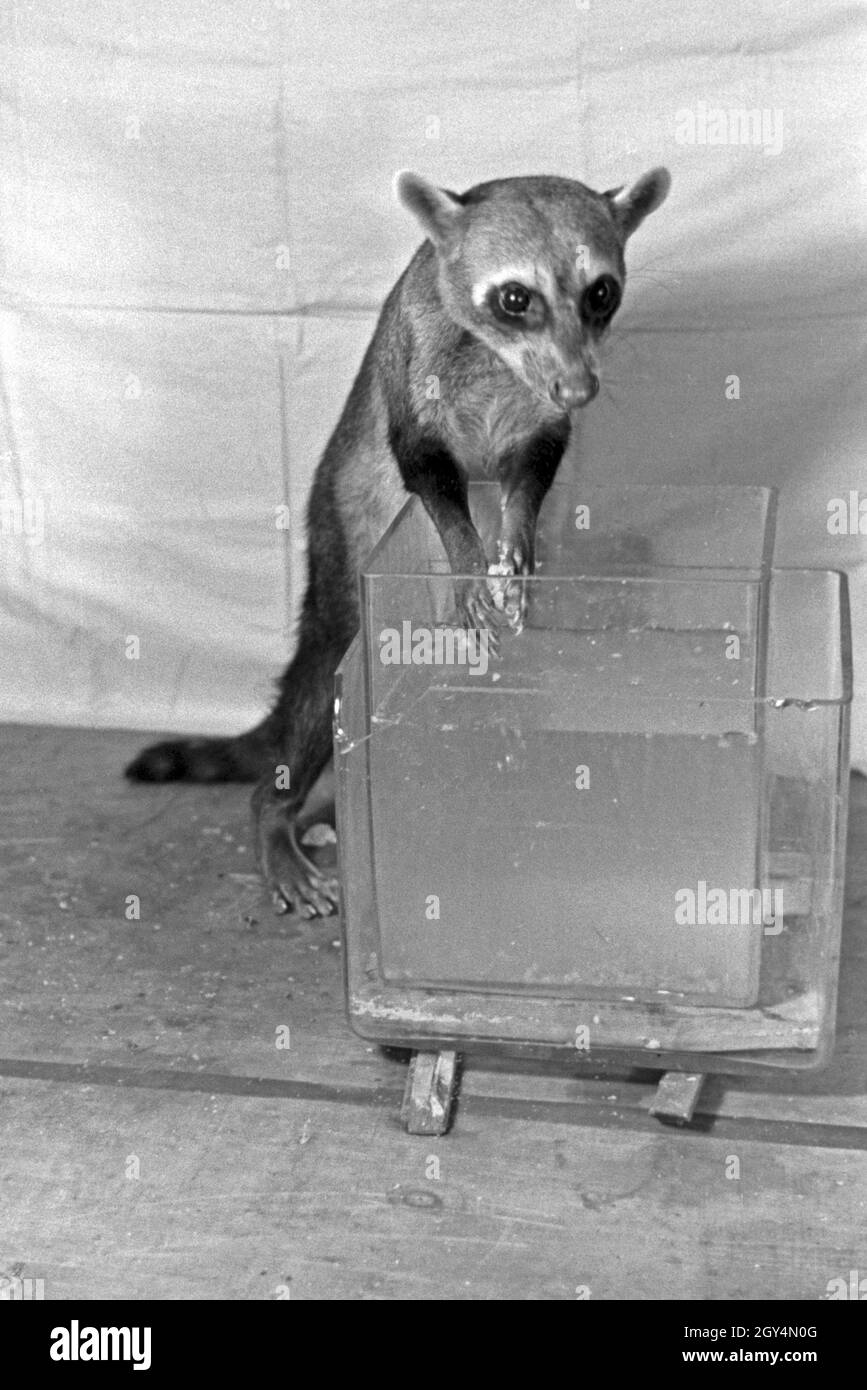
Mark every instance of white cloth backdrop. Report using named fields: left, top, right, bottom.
left=0, top=1, right=865, bottom=764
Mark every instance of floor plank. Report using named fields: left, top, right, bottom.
left=2, top=1078, right=865, bottom=1301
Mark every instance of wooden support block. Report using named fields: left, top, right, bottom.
left=649, top=1071, right=706, bottom=1125
left=767, top=851, right=814, bottom=917
left=401, top=1050, right=459, bottom=1136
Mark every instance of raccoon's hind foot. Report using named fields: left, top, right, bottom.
left=253, top=781, right=340, bottom=918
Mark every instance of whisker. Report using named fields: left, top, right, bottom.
left=628, top=248, right=681, bottom=277
left=605, top=334, right=644, bottom=369
left=600, top=381, right=624, bottom=412
left=626, top=273, right=681, bottom=299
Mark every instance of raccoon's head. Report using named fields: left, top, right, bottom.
left=395, top=168, right=670, bottom=411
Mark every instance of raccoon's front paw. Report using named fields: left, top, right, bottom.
left=488, top=544, right=532, bottom=633
left=497, top=540, right=534, bottom=579
left=252, top=785, right=340, bottom=918
left=453, top=575, right=505, bottom=654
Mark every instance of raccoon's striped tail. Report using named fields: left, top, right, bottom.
left=124, top=724, right=274, bottom=784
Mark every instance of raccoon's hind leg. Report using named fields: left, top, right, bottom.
left=125, top=721, right=277, bottom=783
left=251, top=622, right=352, bottom=919
left=296, top=763, right=337, bottom=845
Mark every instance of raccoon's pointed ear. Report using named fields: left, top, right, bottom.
left=394, top=171, right=464, bottom=246
left=605, top=167, right=671, bottom=238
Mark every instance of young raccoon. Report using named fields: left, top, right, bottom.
left=126, top=167, right=671, bottom=916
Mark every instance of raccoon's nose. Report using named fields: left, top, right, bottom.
left=549, top=373, right=599, bottom=409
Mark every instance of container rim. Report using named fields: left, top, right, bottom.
left=362, top=482, right=780, bottom=578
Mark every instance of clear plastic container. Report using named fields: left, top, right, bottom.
left=335, top=485, right=851, bottom=1072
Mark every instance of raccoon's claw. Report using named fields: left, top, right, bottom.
left=270, top=866, right=340, bottom=919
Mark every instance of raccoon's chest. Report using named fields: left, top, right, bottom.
left=442, top=368, right=552, bottom=476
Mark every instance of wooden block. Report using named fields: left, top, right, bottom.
left=649, top=1071, right=706, bottom=1125
left=401, top=1050, right=459, bottom=1136
left=767, top=850, right=814, bottom=917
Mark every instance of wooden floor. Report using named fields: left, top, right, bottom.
left=1, top=723, right=866, bottom=1300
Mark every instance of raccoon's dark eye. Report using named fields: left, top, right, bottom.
left=582, top=274, right=621, bottom=325
left=496, top=282, right=533, bottom=317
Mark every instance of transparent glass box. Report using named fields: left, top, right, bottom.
left=334, top=485, right=851, bottom=1073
